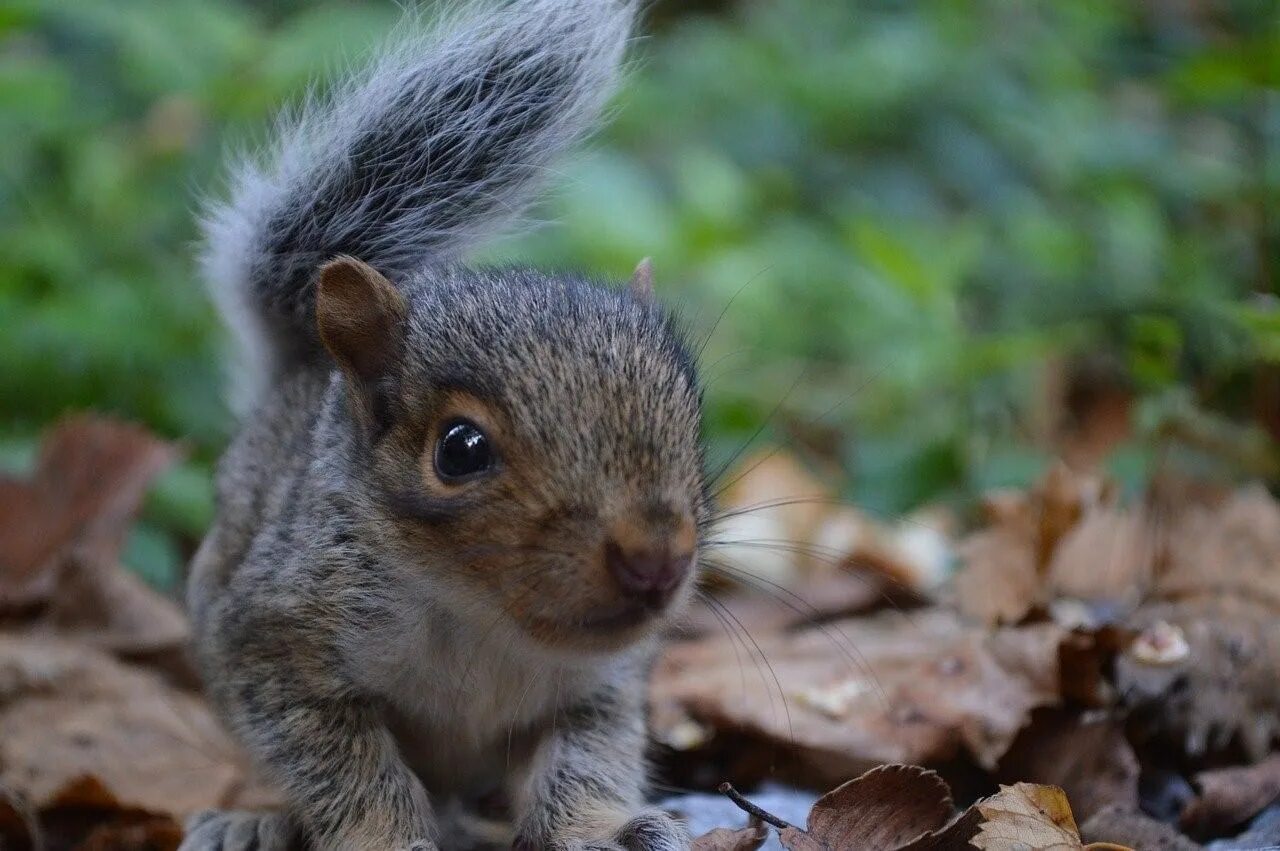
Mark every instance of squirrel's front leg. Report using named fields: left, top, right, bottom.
left=185, top=685, right=436, bottom=851
left=513, top=688, right=689, bottom=851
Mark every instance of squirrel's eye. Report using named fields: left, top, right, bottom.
left=434, top=420, right=493, bottom=481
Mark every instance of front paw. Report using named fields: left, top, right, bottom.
left=610, top=810, right=689, bottom=851
left=179, top=810, right=298, bottom=851
left=525, top=810, right=690, bottom=851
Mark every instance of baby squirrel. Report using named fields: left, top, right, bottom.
left=184, top=0, right=706, bottom=849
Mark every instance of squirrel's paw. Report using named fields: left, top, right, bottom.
left=528, top=809, right=691, bottom=851
left=179, top=810, right=298, bottom=851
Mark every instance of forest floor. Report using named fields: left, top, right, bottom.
left=1, top=416, right=1278, bottom=850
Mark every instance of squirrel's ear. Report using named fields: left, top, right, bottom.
left=628, top=257, right=654, bottom=299
left=316, top=256, right=406, bottom=425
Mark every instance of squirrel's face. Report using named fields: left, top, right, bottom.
left=318, top=259, right=707, bottom=655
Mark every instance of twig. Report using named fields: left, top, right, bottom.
left=716, top=782, right=795, bottom=831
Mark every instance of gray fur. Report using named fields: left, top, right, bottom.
left=187, top=2, right=704, bottom=850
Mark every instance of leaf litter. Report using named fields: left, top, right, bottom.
left=1, top=415, right=1278, bottom=849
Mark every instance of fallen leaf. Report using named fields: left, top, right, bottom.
left=0, top=416, right=191, bottom=681
left=676, top=571, right=887, bottom=640
left=971, top=783, right=1082, bottom=850
left=817, top=507, right=955, bottom=595
left=0, top=784, right=37, bottom=851
left=710, top=451, right=837, bottom=587
left=1056, top=626, right=1132, bottom=708
left=1046, top=508, right=1156, bottom=608
left=1116, top=597, right=1280, bottom=759
left=1156, top=485, right=1280, bottom=608
left=1035, top=463, right=1111, bottom=569
left=952, top=522, right=1040, bottom=627
left=651, top=610, right=1064, bottom=785
left=997, top=711, right=1139, bottom=822
left=0, top=635, right=261, bottom=822
left=785, top=764, right=953, bottom=851
left=1080, top=806, right=1201, bottom=851
left=1180, top=753, right=1280, bottom=836
left=39, top=775, right=184, bottom=851
left=0, top=416, right=178, bottom=613
left=690, top=824, right=768, bottom=851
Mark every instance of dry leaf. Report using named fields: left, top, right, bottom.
left=1046, top=508, right=1156, bottom=607
left=788, top=765, right=952, bottom=851
left=711, top=451, right=837, bottom=587
left=1116, top=597, right=1280, bottom=759
left=997, top=711, right=1139, bottom=822
left=1156, top=485, right=1280, bottom=608
left=0, top=416, right=178, bottom=613
left=676, top=571, right=887, bottom=640
left=817, top=507, right=954, bottom=595
left=39, top=775, right=184, bottom=851
left=1035, top=463, right=1111, bottom=568
left=691, top=824, right=768, bottom=851
left=1081, top=806, right=1200, bottom=851
left=0, top=635, right=259, bottom=821
left=952, top=523, right=1040, bottom=626
left=651, top=610, right=1064, bottom=784
left=971, top=783, right=1083, bottom=850
left=0, top=784, right=37, bottom=851
left=0, top=416, right=191, bottom=681
left=1180, top=753, right=1280, bottom=836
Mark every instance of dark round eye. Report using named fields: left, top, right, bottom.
left=434, top=420, right=494, bottom=481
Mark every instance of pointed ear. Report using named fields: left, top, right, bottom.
left=628, top=257, right=654, bottom=299
left=316, top=256, right=406, bottom=424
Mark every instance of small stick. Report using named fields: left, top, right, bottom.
left=716, top=782, right=795, bottom=831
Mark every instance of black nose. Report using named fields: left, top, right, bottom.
left=604, top=540, right=691, bottom=608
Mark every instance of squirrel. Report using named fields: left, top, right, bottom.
left=183, top=1, right=706, bottom=849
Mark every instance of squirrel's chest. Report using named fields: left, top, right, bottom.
left=345, top=618, right=578, bottom=792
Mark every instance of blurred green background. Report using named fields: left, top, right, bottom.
left=1, top=0, right=1277, bottom=588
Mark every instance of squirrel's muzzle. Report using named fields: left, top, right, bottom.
left=603, top=538, right=693, bottom=611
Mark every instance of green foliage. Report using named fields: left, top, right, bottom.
left=1, top=0, right=1277, bottom=582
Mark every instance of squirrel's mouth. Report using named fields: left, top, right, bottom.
left=576, top=600, right=653, bottom=633
left=520, top=598, right=668, bottom=649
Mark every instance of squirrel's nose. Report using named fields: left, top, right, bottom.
left=604, top=540, right=692, bottom=608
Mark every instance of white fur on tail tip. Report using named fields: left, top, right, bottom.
left=199, top=0, right=639, bottom=411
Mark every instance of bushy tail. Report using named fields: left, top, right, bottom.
left=200, top=0, right=635, bottom=397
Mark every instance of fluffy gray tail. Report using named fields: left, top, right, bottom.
left=200, top=0, right=635, bottom=398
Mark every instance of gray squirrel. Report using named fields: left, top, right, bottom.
left=183, top=0, right=706, bottom=849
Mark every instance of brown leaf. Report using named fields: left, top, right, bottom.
left=0, top=784, right=38, bottom=851
left=691, top=825, right=768, bottom=851
left=997, top=711, right=1139, bottom=822
left=1035, top=463, right=1111, bottom=569
left=953, top=522, right=1040, bottom=627
left=1116, top=596, right=1280, bottom=759
left=1156, top=485, right=1280, bottom=608
left=1080, top=806, right=1200, bottom=851
left=675, top=571, right=887, bottom=640
left=971, top=783, right=1083, bottom=850
left=794, top=764, right=953, bottom=851
left=713, top=450, right=837, bottom=587
left=39, top=776, right=183, bottom=851
left=1180, top=752, right=1280, bottom=836
left=651, top=610, right=1064, bottom=785
left=0, top=416, right=178, bottom=613
left=36, top=554, right=191, bottom=669
left=1046, top=507, right=1156, bottom=607
left=0, top=635, right=258, bottom=821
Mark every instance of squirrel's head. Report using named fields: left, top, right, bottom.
left=317, top=257, right=706, bottom=655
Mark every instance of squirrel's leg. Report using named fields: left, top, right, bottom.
left=513, top=688, right=690, bottom=851
left=226, top=691, right=436, bottom=851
